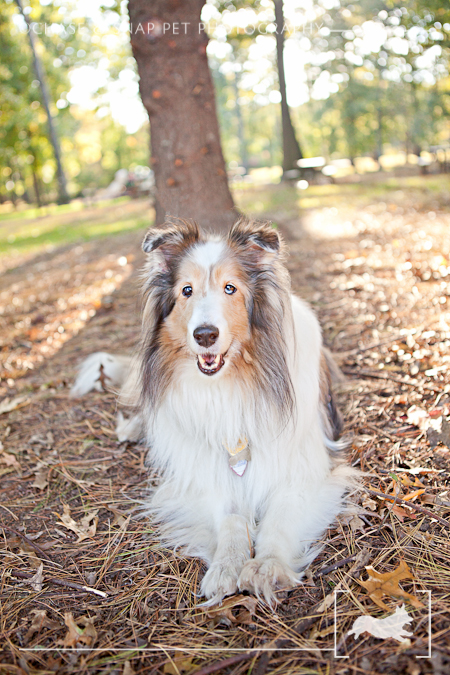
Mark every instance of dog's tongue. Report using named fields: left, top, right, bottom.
left=202, top=354, right=217, bottom=366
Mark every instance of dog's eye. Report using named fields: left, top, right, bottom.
left=182, top=285, right=193, bottom=297
left=224, top=284, right=237, bottom=295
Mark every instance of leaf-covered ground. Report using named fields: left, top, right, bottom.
left=1, top=177, right=449, bottom=675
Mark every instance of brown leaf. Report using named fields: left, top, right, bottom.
left=62, top=613, right=97, bottom=648
left=362, top=496, right=378, bottom=511
left=205, top=594, right=258, bottom=627
left=28, top=563, right=44, bottom=592
left=56, top=505, right=98, bottom=543
left=32, top=468, right=49, bottom=490
left=163, top=655, right=196, bottom=675
left=391, top=504, right=417, bottom=521
left=25, top=609, right=60, bottom=642
left=123, top=662, right=135, bottom=675
left=359, top=560, right=425, bottom=610
left=0, top=444, right=21, bottom=471
left=106, top=506, right=130, bottom=529
left=349, top=515, right=365, bottom=533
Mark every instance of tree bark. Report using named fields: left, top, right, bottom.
left=128, top=0, right=237, bottom=233
left=15, top=0, right=69, bottom=204
left=274, top=0, right=303, bottom=177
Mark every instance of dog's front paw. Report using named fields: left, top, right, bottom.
left=238, top=557, right=299, bottom=606
left=200, top=559, right=243, bottom=604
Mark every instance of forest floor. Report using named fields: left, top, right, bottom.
left=0, top=175, right=449, bottom=675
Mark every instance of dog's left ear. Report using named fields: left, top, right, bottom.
left=228, top=217, right=282, bottom=264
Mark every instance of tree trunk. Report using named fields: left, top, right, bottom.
left=128, top=0, right=237, bottom=233
left=376, top=103, right=383, bottom=171
left=32, top=170, right=42, bottom=208
left=274, top=0, right=303, bottom=177
left=232, top=71, right=248, bottom=173
left=15, top=0, right=69, bottom=205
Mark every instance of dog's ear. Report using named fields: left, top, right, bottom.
left=228, top=217, right=282, bottom=264
left=142, top=219, right=200, bottom=268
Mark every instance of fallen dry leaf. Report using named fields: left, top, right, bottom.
left=397, top=474, right=425, bottom=488
left=123, top=662, right=135, bottom=675
left=362, top=496, right=378, bottom=511
left=0, top=394, right=30, bottom=415
left=56, top=505, right=99, bottom=543
left=163, top=655, right=196, bottom=675
left=402, top=489, right=426, bottom=502
left=205, top=594, right=258, bottom=627
left=106, top=506, right=130, bottom=529
left=62, top=612, right=97, bottom=648
left=27, top=563, right=44, bottom=592
left=32, top=467, right=49, bottom=490
left=391, top=504, right=417, bottom=521
left=359, top=560, right=425, bottom=611
left=25, top=609, right=60, bottom=642
left=0, top=445, right=21, bottom=471
left=348, top=515, right=365, bottom=534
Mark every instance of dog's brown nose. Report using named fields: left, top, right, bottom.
left=193, top=325, right=219, bottom=348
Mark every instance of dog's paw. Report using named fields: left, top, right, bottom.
left=238, top=557, right=299, bottom=606
left=200, top=560, right=243, bottom=604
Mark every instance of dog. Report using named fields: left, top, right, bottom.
left=72, top=217, right=356, bottom=605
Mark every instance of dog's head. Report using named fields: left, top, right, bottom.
left=140, top=217, right=293, bottom=414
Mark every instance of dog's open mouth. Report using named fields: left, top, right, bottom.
left=197, top=353, right=225, bottom=375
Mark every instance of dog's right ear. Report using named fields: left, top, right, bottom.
left=142, top=219, right=200, bottom=268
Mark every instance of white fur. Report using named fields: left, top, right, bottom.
left=190, top=239, right=225, bottom=268
left=116, top=411, right=144, bottom=443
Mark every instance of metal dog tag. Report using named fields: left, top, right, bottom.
left=224, top=438, right=251, bottom=477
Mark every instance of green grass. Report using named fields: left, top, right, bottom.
left=0, top=196, right=130, bottom=223
left=235, top=173, right=450, bottom=216
left=0, top=197, right=152, bottom=260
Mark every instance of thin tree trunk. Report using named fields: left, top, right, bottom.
left=128, top=0, right=237, bottom=233
left=32, top=170, right=42, bottom=208
left=18, top=171, right=31, bottom=203
left=15, top=0, right=69, bottom=204
left=232, top=71, right=248, bottom=173
left=376, top=103, right=383, bottom=171
left=274, top=0, right=303, bottom=177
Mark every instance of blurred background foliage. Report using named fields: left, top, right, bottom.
left=0, top=0, right=449, bottom=206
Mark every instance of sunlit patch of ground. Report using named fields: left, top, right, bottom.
left=0, top=198, right=152, bottom=394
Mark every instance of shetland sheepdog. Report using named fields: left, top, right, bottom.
left=72, top=217, right=356, bottom=605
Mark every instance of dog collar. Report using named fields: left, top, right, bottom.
left=223, top=437, right=251, bottom=476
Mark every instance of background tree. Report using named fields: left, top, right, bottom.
left=14, top=0, right=69, bottom=203
left=273, top=0, right=303, bottom=176
left=127, top=0, right=237, bottom=232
